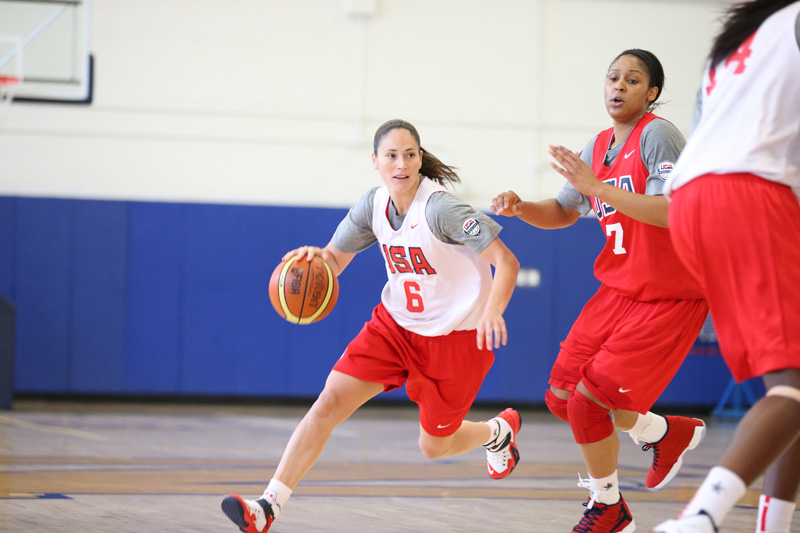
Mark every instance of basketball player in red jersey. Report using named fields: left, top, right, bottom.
left=647, top=2, right=800, bottom=533
left=492, top=49, right=708, bottom=533
left=221, top=119, right=521, bottom=533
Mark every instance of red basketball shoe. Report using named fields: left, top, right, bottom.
left=484, top=408, right=521, bottom=479
left=221, top=494, right=274, bottom=532
left=641, top=416, right=706, bottom=491
left=572, top=494, right=636, bottom=533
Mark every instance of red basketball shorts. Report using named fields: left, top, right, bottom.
left=549, top=284, right=708, bottom=412
left=333, top=303, right=494, bottom=437
left=669, top=173, right=800, bottom=382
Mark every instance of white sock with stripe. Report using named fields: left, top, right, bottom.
left=756, top=494, right=795, bottom=533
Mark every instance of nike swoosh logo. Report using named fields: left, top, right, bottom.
left=618, top=387, right=632, bottom=393
left=411, top=223, right=419, bottom=229
left=437, top=423, right=452, bottom=429
left=624, top=149, right=636, bottom=159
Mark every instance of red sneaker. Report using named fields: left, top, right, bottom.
left=221, top=494, right=275, bottom=532
left=572, top=494, right=636, bottom=533
left=484, top=408, right=521, bottom=479
left=642, top=416, right=706, bottom=491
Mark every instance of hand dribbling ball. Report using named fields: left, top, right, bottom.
left=269, top=255, right=339, bottom=324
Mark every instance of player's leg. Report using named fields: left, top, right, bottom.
left=416, top=407, right=521, bottom=479
left=650, top=176, right=800, bottom=533
left=222, top=304, right=405, bottom=533
left=222, top=371, right=383, bottom=532
left=651, top=372, right=800, bottom=533
left=547, top=286, right=616, bottom=423
left=566, top=383, right=634, bottom=533
left=407, top=327, right=521, bottom=479
left=757, top=436, right=800, bottom=533
left=274, top=371, right=385, bottom=487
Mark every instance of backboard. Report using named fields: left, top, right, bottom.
left=0, top=0, right=92, bottom=104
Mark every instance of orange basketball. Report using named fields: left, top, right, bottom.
left=269, top=255, right=339, bottom=324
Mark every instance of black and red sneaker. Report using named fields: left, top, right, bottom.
left=221, top=494, right=275, bottom=533
left=572, top=494, right=636, bottom=533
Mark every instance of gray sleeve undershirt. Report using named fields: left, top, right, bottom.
left=426, top=191, right=502, bottom=255
left=330, top=186, right=502, bottom=256
left=330, top=187, right=378, bottom=253
left=554, top=118, right=685, bottom=215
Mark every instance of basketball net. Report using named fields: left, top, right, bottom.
left=0, top=75, right=18, bottom=124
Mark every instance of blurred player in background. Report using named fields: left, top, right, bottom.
left=492, top=49, right=708, bottom=533
left=648, top=2, right=800, bottom=532
left=221, top=119, right=520, bottom=533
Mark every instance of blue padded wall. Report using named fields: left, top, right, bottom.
left=125, top=202, right=183, bottom=393
left=0, top=196, right=741, bottom=407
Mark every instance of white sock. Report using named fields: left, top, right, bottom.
left=627, top=412, right=667, bottom=444
left=589, top=471, right=621, bottom=505
left=482, top=418, right=501, bottom=447
left=756, top=494, right=796, bottom=533
left=262, top=479, right=292, bottom=518
left=681, top=466, right=746, bottom=526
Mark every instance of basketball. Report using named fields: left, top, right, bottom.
left=269, top=255, right=339, bottom=324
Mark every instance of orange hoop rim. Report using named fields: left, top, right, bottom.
left=0, top=75, right=19, bottom=86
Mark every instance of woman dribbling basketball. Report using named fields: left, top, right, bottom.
left=221, top=119, right=520, bottom=533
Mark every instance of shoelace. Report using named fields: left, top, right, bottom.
left=641, top=442, right=660, bottom=467
left=486, top=445, right=512, bottom=471
left=573, top=501, right=607, bottom=533
left=576, top=474, right=597, bottom=509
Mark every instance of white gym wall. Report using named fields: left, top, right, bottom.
left=0, top=0, right=726, bottom=209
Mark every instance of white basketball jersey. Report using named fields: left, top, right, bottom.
left=373, top=178, right=492, bottom=336
left=667, top=2, right=800, bottom=198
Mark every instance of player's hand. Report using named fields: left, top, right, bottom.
left=476, top=310, right=508, bottom=350
left=491, top=191, right=523, bottom=217
left=548, top=145, right=603, bottom=197
left=282, top=246, right=332, bottom=264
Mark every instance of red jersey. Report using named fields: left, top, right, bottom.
left=590, top=113, right=703, bottom=301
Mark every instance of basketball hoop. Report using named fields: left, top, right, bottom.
left=0, top=75, right=19, bottom=122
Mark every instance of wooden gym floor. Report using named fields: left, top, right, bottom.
left=0, top=399, right=796, bottom=532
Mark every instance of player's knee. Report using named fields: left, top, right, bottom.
left=418, top=434, right=448, bottom=459
left=545, top=389, right=570, bottom=423
left=566, top=390, right=614, bottom=444
left=307, top=387, right=350, bottom=430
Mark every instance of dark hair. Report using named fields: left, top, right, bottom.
left=372, top=119, right=461, bottom=186
left=610, top=48, right=665, bottom=111
left=708, top=0, right=795, bottom=67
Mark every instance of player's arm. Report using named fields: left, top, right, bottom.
left=286, top=187, right=377, bottom=276
left=477, top=237, right=520, bottom=350
left=548, top=144, right=669, bottom=228
left=491, top=193, right=580, bottom=229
